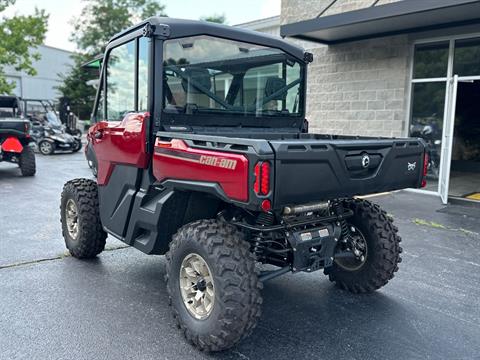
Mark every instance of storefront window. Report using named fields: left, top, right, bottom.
left=413, top=42, right=449, bottom=79
left=453, top=38, right=480, bottom=77
left=409, top=83, right=446, bottom=184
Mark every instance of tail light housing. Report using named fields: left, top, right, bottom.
left=421, top=152, right=429, bottom=188
left=254, top=161, right=270, bottom=196
left=24, top=122, right=31, bottom=138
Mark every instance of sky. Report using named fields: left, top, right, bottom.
left=2, top=0, right=281, bottom=52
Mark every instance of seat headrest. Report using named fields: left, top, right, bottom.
left=181, top=68, right=212, bottom=94
left=264, top=77, right=286, bottom=101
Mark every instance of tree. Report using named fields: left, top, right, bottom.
left=200, top=13, right=227, bottom=24
left=57, top=0, right=166, bottom=119
left=56, top=54, right=98, bottom=120
left=71, top=0, right=167, bottom=55
left=0, top=0, right=48, bottom=94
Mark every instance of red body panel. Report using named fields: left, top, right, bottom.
left=89, top=112, right=150, bottom=185
left=153, top=139, right=249, bottom=202
left=1, top=137, right=23, bottom=153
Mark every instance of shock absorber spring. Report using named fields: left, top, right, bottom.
left=252, top=234, right=263, bottom=260
left=333, top=201, right=351, bottom=241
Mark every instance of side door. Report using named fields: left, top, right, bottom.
left=89, top=36, right=151, bottom=239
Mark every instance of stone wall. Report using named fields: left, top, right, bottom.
left=281, top=0, right=410, bottom=137
left=281, top=0, right=402, bottom=25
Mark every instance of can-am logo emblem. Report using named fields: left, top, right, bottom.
left=199, top=155, right=237, bottom=170
left=408, top=162, right=416, bottom=171
left=361, top=154, right=370, bottom=168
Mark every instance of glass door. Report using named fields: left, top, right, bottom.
left=410, top=36, right=480, bottom=203
left=409, top=41, right=450, bottom=194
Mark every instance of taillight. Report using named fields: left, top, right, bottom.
left=254, top=161, right=270, bottom=196
left=24, top=122, right=30, bottom=137
left=260, top=162, right=270, bottom=195
left=422, top=152, right=429, bottom=188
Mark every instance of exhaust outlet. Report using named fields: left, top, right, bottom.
left=283, top=201, right=330, bottom=215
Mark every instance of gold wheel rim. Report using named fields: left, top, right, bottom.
left=65, top=199, right=79, bottom=239
left=179, top=253, right=215, bottom=320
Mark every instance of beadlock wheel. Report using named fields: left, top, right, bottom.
left=65, top=199, right=79, bottom=240
left=165, top=219, right=263, bottom=351
left=179, top=253, right=215, bottom=320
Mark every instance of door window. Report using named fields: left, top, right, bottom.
left=107, top=40, right=135, bottom=120
left=96, top=82, right=105, bottom=120
left=409, top=82, right=446, bottom=188
left=138, top=37, right=149, bottom=112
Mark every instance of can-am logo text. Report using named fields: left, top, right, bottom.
left=199, top=155, right=237, bottom=170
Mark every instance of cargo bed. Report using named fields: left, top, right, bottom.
left=156, top=130, right=427, bottom=209
left=0, top=118, right=31, bottom=138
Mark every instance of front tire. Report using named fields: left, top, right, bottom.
left=60, top=178, right=107, bottom=259
left=19, top=146, right=36, bottom=176
left=166, top=219, right=262, bottom=352
left=39, top=140, right=55, bottom=155
left=326, top=199, right=402, bottom=293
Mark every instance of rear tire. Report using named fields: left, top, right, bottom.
left=72, top=139, right=82, bottom=152
left=19, top=146, right=36, bottom=176
left=326, top=199, right=402, bottom=293
left=60, top=178, right=107, bottom=259
left=165, top=219, right=262, bottom=352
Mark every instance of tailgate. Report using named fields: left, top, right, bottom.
left=269, top=138, right=425, bottom=206
left=0, top=118, right=29, bottom=137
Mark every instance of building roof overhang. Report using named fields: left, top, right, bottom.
left=280, top=0, right=480, bottom=44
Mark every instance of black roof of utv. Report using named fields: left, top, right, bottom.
left=109, top=17, right=307, bottom=62
left=0, top=95, right=21, bottom=109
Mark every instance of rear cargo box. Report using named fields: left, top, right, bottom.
left=0, top=118, right=30, bottom=138
left=270, top=138, right=425, bottom=207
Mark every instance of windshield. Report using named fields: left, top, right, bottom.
left=163, top=36, right=304, bottom=117
left=46, top=111, right=62, bottom=126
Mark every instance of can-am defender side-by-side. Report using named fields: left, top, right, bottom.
left=61, top=18, right=427, bottom=352
left=0, top=96, right=36, bottom=176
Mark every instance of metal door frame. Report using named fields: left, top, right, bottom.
left=440, top=75, right=480, bottom=203
left=407, top=34, right=480, bottom=203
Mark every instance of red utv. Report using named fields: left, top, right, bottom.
left=0, top=96, right=36, bottom=176
left=60, top=18, right=427, bottom=351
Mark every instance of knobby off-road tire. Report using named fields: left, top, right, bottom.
left=326, top=199, right=402, bottom=293
left=166, top=219, right=263, bottom=352
left=19, top=146, right=36, bottom=176
left=60, top=178, right=107, bottom=259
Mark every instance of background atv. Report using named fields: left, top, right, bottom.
left=0, top=96, right=36, bottom=176
left=61, top=18, right=427, bottom=352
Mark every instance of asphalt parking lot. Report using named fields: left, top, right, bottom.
left=1, top=152, right=480, bottom=360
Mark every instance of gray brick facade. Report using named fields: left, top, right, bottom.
left=281, top=0, right=410, bottom=137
